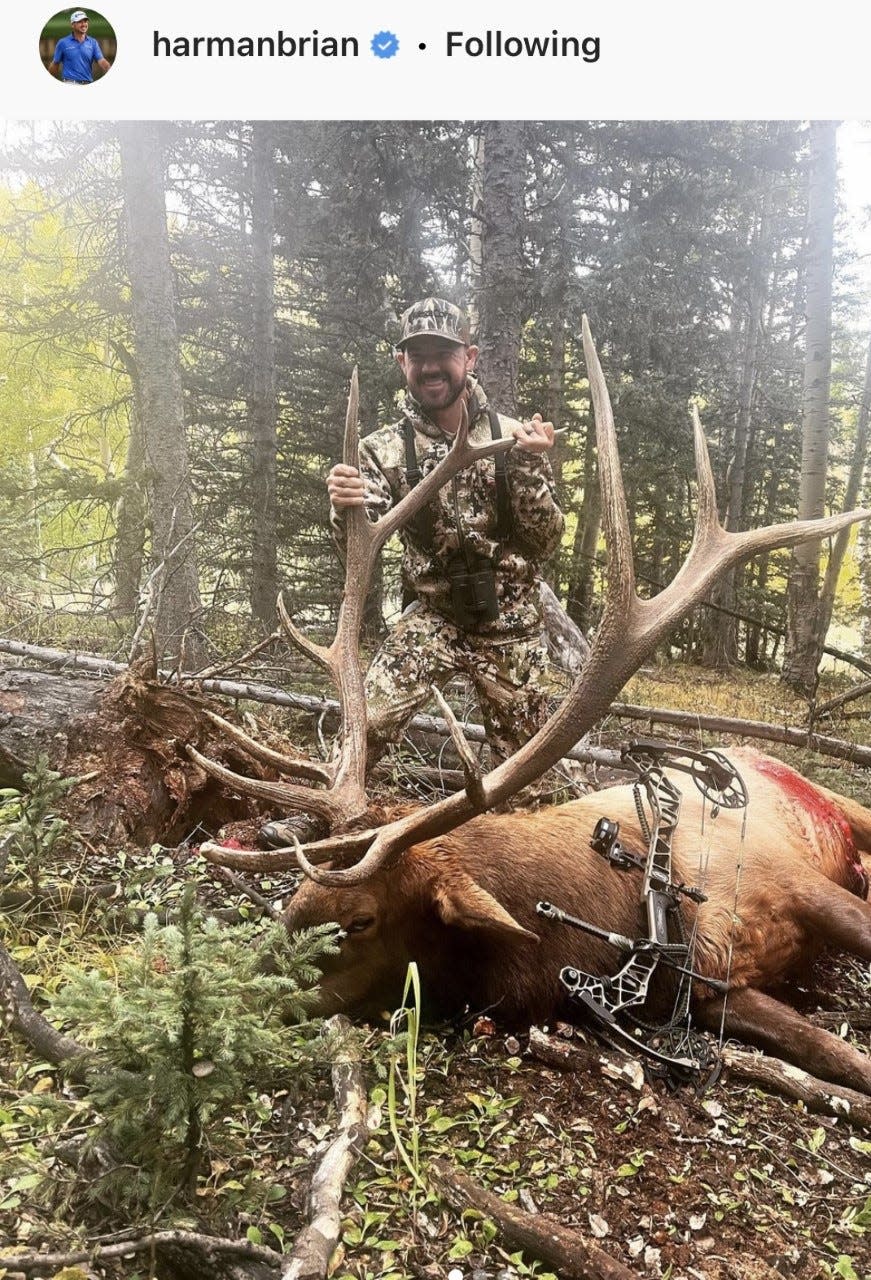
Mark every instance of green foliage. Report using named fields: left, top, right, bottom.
left=386, top=962, right=424, bottom=1190
left=48, top=885, right=337, bottom=1211
left=0, top=755, right=81, bottom=893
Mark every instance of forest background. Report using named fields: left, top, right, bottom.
left=1, top=119, right=870, bottom=700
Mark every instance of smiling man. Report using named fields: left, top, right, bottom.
left=51, top=11, right=111, bottom=83
left=262, top=297, right=565, bottom=847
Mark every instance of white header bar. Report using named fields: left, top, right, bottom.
left=8, top=2, right=871, bottom=120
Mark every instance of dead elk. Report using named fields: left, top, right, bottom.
left=284, top=749, right=871, bottom=1095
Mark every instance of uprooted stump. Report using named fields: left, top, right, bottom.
left=0, top=658, right=292, bottom=847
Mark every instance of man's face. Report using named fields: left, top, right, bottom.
left=397, top=337, right=478, bottom=413
left=71, top=17, right=89, bottom=36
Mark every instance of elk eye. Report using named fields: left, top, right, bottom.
left=345, top=915, right=375, bottom=935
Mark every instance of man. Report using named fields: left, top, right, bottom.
left=51, top=11, right=110, bottom=83
left=262, top=298, right=565, bottom=847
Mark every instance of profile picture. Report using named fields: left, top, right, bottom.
left=39, top=8, right=116, bottom=83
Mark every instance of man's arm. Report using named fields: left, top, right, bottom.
left=97, top=57, right=111, bottom=72
left=504, top=414, right=565, bottom=561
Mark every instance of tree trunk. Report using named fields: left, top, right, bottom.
left=112, top=391, right=147, bottom=619
left=467, top=128, right=484, bottom=340
left=817, top=332, right=871, bottom=639
left=248, top=122, right=280, bottom=629
left=118, top=122, right=204, bottom=668
left=477, top=122, right=526, bottom=415
left=701, top=193, right=771, bottom=668
left=782, top=121, right=838, bottom=696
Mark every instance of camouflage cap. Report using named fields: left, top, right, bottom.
left=397, top=297, right=470, bottom=348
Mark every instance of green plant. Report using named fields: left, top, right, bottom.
left=386, top=962, right=424, bottom=1190
left=0, top=755, right=82, bottom=893
left=49, top=884, right=338, bottom=1212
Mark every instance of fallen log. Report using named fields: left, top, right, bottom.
left=5, top=639, right=871, bottom=774
left=282, top=1014, right=368, bottom=1280
left=429, top=1157, right=637, bottom=1280
left=721, top=1047, right=871, bottom=1128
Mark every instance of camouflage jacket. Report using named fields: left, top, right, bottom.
left=331, top=379, right=565, bottom=639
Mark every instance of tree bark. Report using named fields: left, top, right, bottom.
left=782, top=122, right=838, bottom=696
left=477, top=121, right=526, bottom=415
left=701, top=191, right=771, bottom=668
left=817, top=332, right=871, bottom=640
left=110, top=341, right=147, bottom=618
left=118, top=122, right=204, bottom=668
left=248, top=123, right=280, bottom=629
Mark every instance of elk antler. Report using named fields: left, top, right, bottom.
left=282, top=316, right=871, bottom=885
left=192, top=366, right=516, bottom=844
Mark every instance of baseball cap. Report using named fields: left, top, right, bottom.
left=397, top=297, right=470, bottom=348
left=70, top=10, right=89, bottom=21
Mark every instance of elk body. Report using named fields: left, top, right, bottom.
left=286, top=749, right=871, bottom=1095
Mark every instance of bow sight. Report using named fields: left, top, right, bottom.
left=537, top=740, right=748, bottom=1086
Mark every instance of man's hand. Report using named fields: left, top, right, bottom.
left=327, top=463, right=367, bottom=508
left=511, top=413, right=555, bottom=453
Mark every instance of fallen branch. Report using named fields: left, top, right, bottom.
left=721, top=1047, right=871, bottom=1127
left=282, top=1014, right=368, bottom=1280
left=0, top=1229, right=280, bottom=1276
left=0, top=936, right=89, bottom=1082
left=609, top=701, right=871, bottom=768
left=526, top=1026, right=646, bottom=1091
left=814, top=678, right=871, bottom=718
left=429, top=1158, right=637, bottom=1280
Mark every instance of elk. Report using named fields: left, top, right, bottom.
left=193, top=318, right=871, bottom=1095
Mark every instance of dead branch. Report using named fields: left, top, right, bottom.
left=282, top=1014, right=368, bottom=1280
left=814, top=678, right=871, bottom=718
left=210, top=865, right=281, bottom=921
left=526, top=1027, right=646, bottom=1091
left=429, top=1157, right=637, bottom=1280
left=609, top=701, right=871, bottom=768
left=721, top=1047, right=871, bottom=1128
left=0, top=936, right=90, bottom=1082
left=0, top=1229, right=280, bottom=1276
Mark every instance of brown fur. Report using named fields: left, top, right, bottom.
left=286, top=750, right=871, bottom=1094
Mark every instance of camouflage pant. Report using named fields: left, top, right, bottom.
left=365, top=603, right=550, bottom=768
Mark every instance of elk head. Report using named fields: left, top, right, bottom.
left=194, top=318, right=871, bottom=887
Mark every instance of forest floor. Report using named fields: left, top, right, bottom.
left=1, top=663, right=870, bottom=1280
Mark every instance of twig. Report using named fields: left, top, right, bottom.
left=721, top=1047, right=871, bottom=1128
left=282, top=1014, right=368, bottom=1280
left=211, top=865, right=281, bottom=921
left=0, top=1229, right=280, bottom=1275
left=429, top=1158, right=637, bottom=1280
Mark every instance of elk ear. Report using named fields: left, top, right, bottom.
left=433, top=872, right=540, bottom=944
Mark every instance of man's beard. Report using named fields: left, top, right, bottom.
left=408, top=369, right=466, bottom=413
